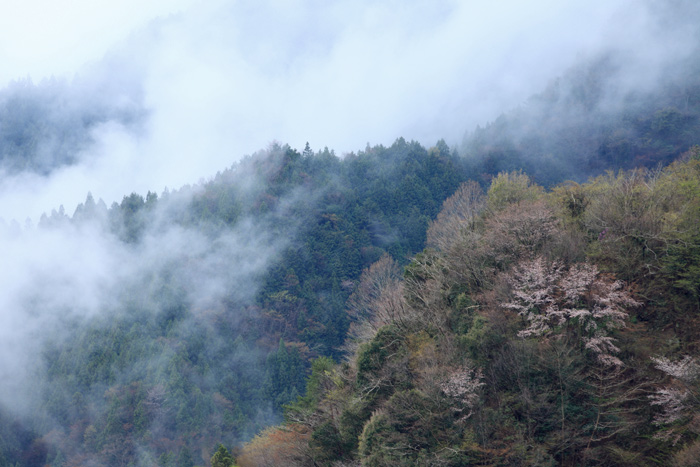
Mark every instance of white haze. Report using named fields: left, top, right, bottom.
left=0, top=0, right=697, bottom=434
left=0, top=0, right=686, bottom=221
left=0, top=193, right=292, bottom=415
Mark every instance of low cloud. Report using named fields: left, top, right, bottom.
left=2, top=0, right=691, bottom=221
left=0, top=1, right=697, bottom=457
left=0, top=175, right=304, bottom=423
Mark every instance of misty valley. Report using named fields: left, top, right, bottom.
left=2, top=1, right=700, bottom=466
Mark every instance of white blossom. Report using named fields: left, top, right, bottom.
left=441, top=364, right=485, bottom=420
left=504, top=257, right=639, bottom=366
left=651, top=356, right=700, bottom=384
left=649, top=387, right=690, bottom=425
left=649, top=355, right=700, bottom=426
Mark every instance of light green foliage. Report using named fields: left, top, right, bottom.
left=575, top=157, right=700, bottom=324
left=268, top=154, right=700, bottom=466
left=358, top=410, right=402, bottom=466
left=301, top=356, right=335, bottom=406
left=355, top=325, right=408, bottom=393
left=486, top=170, right=543, bottom=212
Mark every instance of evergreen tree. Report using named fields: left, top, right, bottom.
left=210, top=444, right=234, bottom=467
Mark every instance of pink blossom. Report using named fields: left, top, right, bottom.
left=651, top=356, right=700, bottom=384
left=441, top=364, right=485, bottom=420
left=648, top=355, right=699, bottom=426
left=504, top=257, right=638, bottom=366
left=649, top=387, right=690, bottom=425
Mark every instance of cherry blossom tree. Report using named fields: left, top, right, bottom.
left=504, top=257, right=639, bottom=366
left=440, top=364, right=484, bottom=421
left=649, top=355, right=700, bottom=426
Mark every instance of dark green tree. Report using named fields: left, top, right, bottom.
left=210, top=444, right=234, bottom=467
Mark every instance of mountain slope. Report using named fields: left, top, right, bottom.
left=243, top=150, right=700, bottom=466
left=462, top=50, right=700, bottom=187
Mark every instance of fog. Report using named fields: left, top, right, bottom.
left=0, top=188, right=292, bottom=414
left=0, top=0, right=698, bottom=462
left=0, top=0, right=685, bottom=220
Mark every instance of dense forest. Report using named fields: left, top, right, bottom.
left=2, top=17, right=700, bottom=466
left=461, top=47, right=700, bottom=188
left=0, top=136, right=470, bottom=466
left=241, top=151, right=700, bottom=466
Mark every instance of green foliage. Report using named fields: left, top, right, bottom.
left=659, top=158, right=700, bottom=313
left=295, top=356, right=335, bottom=410
left=572, top=158, right=700, bottom=331
left=270, top=154, right=700, bottom=466
left=240, top=138, right=468, bottom=355
left=17, top=61, right=700, bottom=464
left=263, top=340, right=306, bottom=411
left=486, top=170, right=543, bottom=212
left=177, top=447, right=195, bottom=467
left=337, top=399, right=374, bottom=453
left=358, top=410, right=403, bottom=466
left=355, top=325, right=407, bottom=393
left=309, top=421, right=347, bottom=464
left=458, top=314, right=501, bottom=364
left=210, top=444, right=234, bottom=467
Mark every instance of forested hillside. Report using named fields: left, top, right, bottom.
left=0, top=139, right=469, bottom=466
left=2, top=12, right=700, bottom=464
left=462, top=50, right=700, bottom=187
left=238, top=149, right=700, bottom=466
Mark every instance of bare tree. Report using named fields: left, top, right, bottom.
left=584, top=363, right=647, bottom=451
left=426, top=181, right=485, bottom=252
left=485, top=199, right=561, bottom=268
left=345, top=255, right=412, bottom=350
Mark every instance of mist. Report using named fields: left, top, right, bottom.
left=0, top=0, right=687, bottom=221
left=1, top=0, right=699, bottom=463
left=0, top=156, right=321, bottom=467
left=0, top=186, right=288, bottom=408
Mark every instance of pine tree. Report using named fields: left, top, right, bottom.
left=210, top=444, right=234, bottom=467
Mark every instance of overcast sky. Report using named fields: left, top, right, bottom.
left=0, top=0, right=690, bottom=220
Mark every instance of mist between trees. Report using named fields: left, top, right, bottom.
left=244, top=150, right=700, bottom=466
left=1, top=2, right=700, bottom=463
